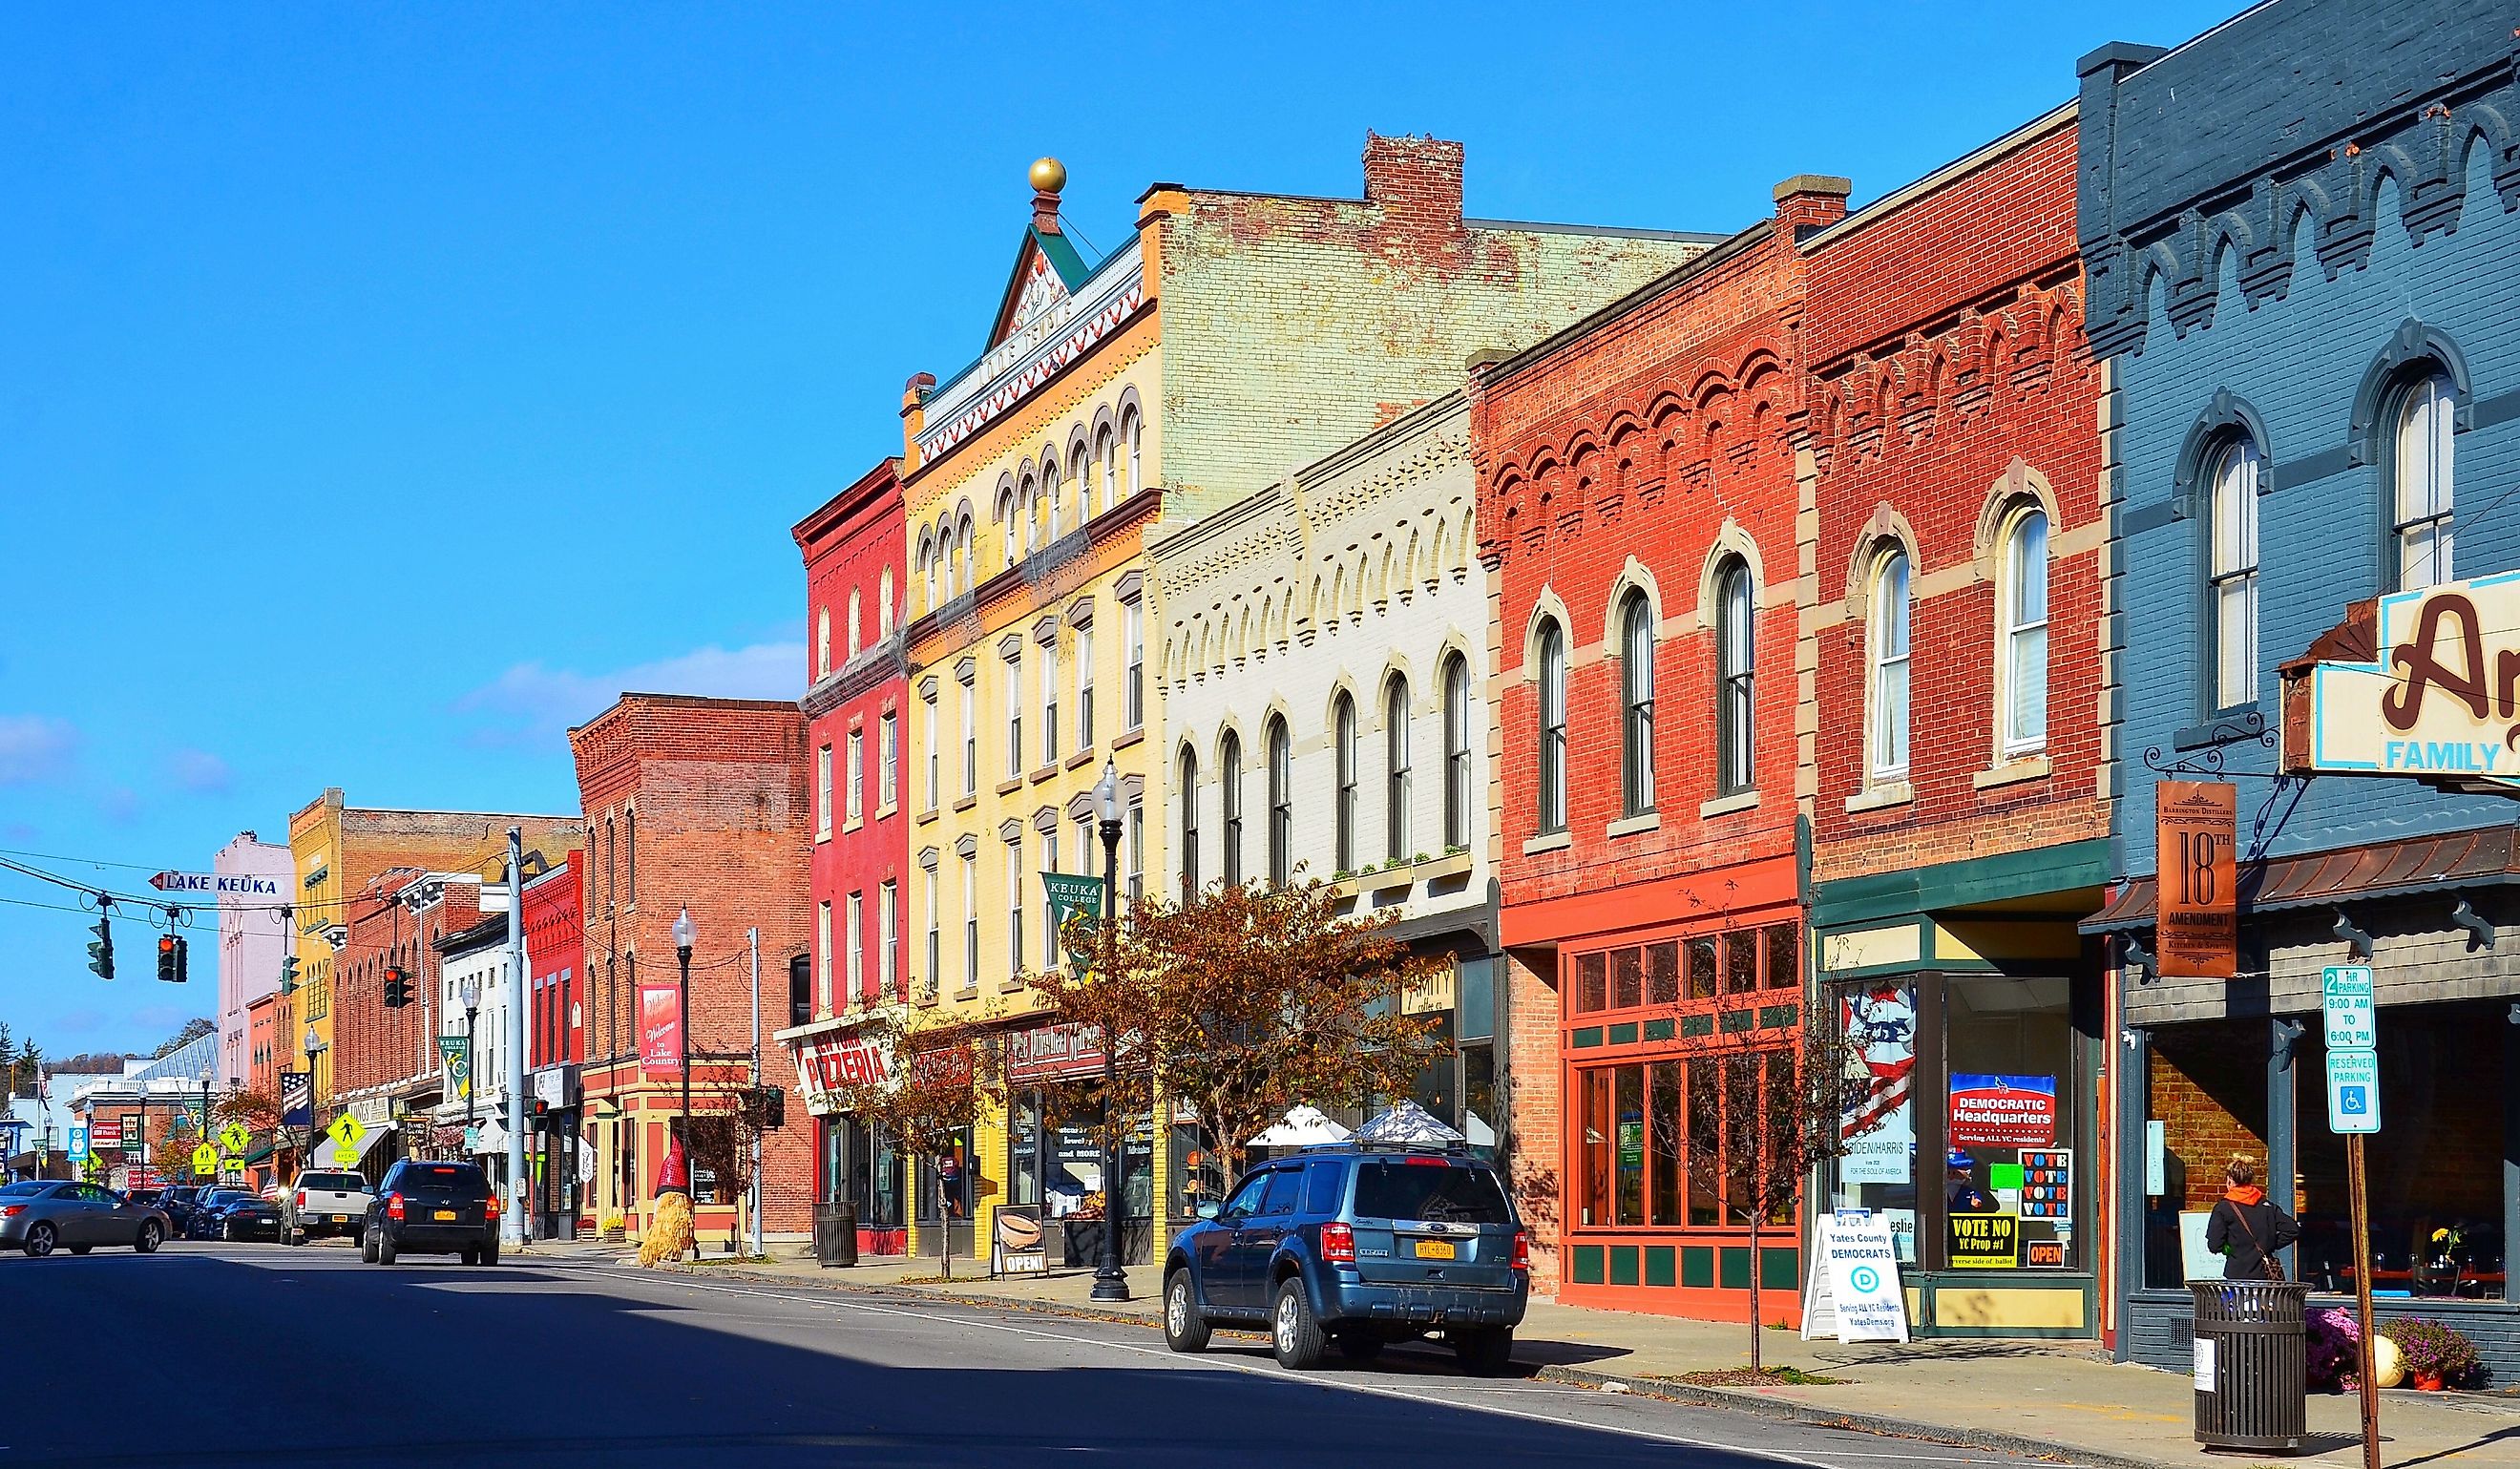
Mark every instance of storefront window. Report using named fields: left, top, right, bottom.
left=1832, top=981, right=1920, bottom=1263
left=1944, top=974, right=2077, bottom=1270
left=1572, top=924, right=1796, bottom=1017
left=2141, top=1018, right=2265, bottom=1290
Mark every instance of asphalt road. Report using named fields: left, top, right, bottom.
left=0, top=1243, right=2098, bottom=1468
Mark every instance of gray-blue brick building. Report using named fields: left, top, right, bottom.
left=2080, top=0, right=2520, bottom=1376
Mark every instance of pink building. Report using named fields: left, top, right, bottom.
left=214, top=832, right=296, bottom=1091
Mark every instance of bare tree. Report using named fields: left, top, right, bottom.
left=820, top=1015, right=992, bottom=1279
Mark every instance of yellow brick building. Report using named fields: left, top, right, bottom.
left=892, top=140, right=1712, bottom=1265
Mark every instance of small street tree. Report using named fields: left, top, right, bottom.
left=1030, top=874, right=1452, bottom=1188
left=820, top=1013, right=992, bottom=1279
left=1681, top=1014, right=1871, bottom=1373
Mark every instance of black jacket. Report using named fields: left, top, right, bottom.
left=2206, top=1194, right=2300, bottom=1280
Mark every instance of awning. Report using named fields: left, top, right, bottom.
left=1248, top=1105, right=1353, bottom=1147
left=1354, top=1101, right=1464, bottom=1145
left=2082, top=827, right=2520, bottom=934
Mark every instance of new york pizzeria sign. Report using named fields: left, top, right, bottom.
left=2305, top=571, right=2520, bottom=790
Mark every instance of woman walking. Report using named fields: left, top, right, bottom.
left=2206, top=1155, right=2300, bottom=1280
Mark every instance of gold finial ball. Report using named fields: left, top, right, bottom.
left=1029, top=157, right=1067, bottom=194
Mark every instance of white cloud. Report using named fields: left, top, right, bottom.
left=169, top=748, right=231, bottom=794
left=458, top=640, right=805, bottom=745
left=0, top=715, right=76, bottom=785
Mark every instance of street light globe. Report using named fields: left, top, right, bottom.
left=1094, top=759, right=1121, bottom=823
left=460, top=974, right=482, bottom=1010
left=674, top=907, right=696, bottom=954
left=304, top=1025, right=322, bottom=1055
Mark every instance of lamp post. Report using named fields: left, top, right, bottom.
left=198, top=1061, right=215, bottom=1185
left=674, top=907, right=695, bottom=1257
left=459, top=974, right=482, bottom=1155
left=303, top=1025, right=326, bottom=1182
left=1090, top=760, right=1129, bottom=1304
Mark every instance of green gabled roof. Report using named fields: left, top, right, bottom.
left=985, top=223, right=1097, bottom=349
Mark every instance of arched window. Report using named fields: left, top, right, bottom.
left=1443, top=655, right=1472, bottom=850
left=2001, top=511, right=2048, bottom=754
left=848, top=590, right=863, bottom=659
left=957, top=516, right=975, bottom=591
left=2208, top=438, right=2260, bottom=711
left=1619, top=592, right=1655, bottom=815
left=1537, top=619, right=1567, bottom=834
left=878, top=570, right=895, bottom=639
left=1043, top=452, right=1063, bottom=540
left=1715, top=559, right=1755, bottom=795
left=1385, top=676, right=1412, bottom=861
left=1178, top=746, right=1199, bottom=900
left=2393, top=370, right=2455, bottom=589
left=1267, top=716, right=1292, bottom=887
left=1124, top=409, right=1143, bottom=496
left=1868, top=549, right=1911, bottom=779
left=1220, top=731, right=1244, bottom=887
left=921, top=545, right=937, bottom=610
left=815, top=609, right=831, bottom=680
left=1334, top=692, right=1358, bottom=872
left=1097, top=428, right=1117, bottom=514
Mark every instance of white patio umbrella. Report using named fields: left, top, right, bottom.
left=1246, top=1105, right=1354, bottom=1147
left=1353, top=1101, right=1464, bottom=1145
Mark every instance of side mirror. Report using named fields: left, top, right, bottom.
left=1195, top=1202, right=1221, bottom=1222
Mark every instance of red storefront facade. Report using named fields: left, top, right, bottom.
left=1474, top=178, right=1845, bottom=1318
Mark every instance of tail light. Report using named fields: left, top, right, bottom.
left=1511, top=1229, right=1531, bottom=1272
left=294, top=1192, right=306, bottom=1209
left=0, top=1206, right=22, bottom=1218
left=485, top=1192, right=502, bottom=1221
left=1319, top=1221, right=1355, bottom=1265
left=386, top=1194, right=405, bottom=1221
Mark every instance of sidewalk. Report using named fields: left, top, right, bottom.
left=552, top=1240, right=2520, bottom=1468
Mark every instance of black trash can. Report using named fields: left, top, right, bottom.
left=813, top=1202, right=858, bottom=1268
left=2188, top=1281, right=2308, bottom=1453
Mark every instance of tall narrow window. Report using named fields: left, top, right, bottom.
left=1098, top=428, right=1116, bottom=514
left=1005, top=834, right=1024, bottom=980
left=1041, top=827, right=1060, bottom=969
left=1443, top=656, right=1471, bottom=849
left=2002, top=512, right=2049, bottom=754
left=1334, top=692, right=1358, bottom=872
left=1385, top=676, right=1412, bottom=861
left=879, top=879, right=898, bottom=1001
left=846, top=892, right=865, bottom=1007
left=1123, top=598, right=1145, bottom=729
left=625, top=808, right=635, bottom=902
left=1267, top=717, right=1292, bottom=887
left=1124, top=409, right=1143, bottom=496
left=1040, top=641, right=1060, bottom=765
left=878, top=570, right=893, bottom=639
left=961, top=853, right=977, bottom=992
left=960, top=677, right=977, bottom=795
left=1043, top=453, right=1062, bottom=539
left=922, top=867, right=939, bottom=1000
left=1127, top=794, right=1144, bottom=904
left=1620, top=593, right=1655, bottom=815
left=1869, top=550, right=1911, bottom=779
left=2209, top=438, right=2261, bottom=711
left=816, top=745, right=833, bottom=839
left=879, top=712, right=899, bottom=809
left=1537, top=620, right=1566, bottom=833
left=816, top=609, right=830, bottom=680
left=846, top=728, right=865, bottom=824
left=848, top=590, right=863, bottom=659
left=1004, top=654, right=1023, bottom=776
left=1220, top=731, right=1245, bottom=887
left=2394, top=371, right=2455, bottom=590
left=815, top=900, right=832, bottom=1014
left=1179, top=747, right=1200, bottom=898
left=1715, top=559, right=1755, bottom=795
left=1077, top=624, right=1096, bottom=748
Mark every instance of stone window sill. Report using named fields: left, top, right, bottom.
left=917, top=807, right=940, bottom=826
left=1030, top=764, right=1060, bottom=785
left=995, top=778, right=1023, bottom=798
left=1522, top=830, right=1572, bottom=856
left=1845, top=780, right=1915, bottom=814
left=1699, top=790, right=1759, bottom=820
left=843, top=816, right=864, bottom=835
left=1065, top=748, right=1099, bottom=771
left=1113, top=727, right=1145, bottom=751
left=1606, top=811, right=1662, bottom=839
left=1973, top=754, right=2051, bottom=790
left=815, top=828, right=832, bottom=845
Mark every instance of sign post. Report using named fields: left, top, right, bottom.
left=2321, top=964, right=2383, bottom=1469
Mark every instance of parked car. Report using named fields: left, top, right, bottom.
left=285, top=1169, right=375, bottom=1245
left=209, top=1191, right=284, bottom=1243
left=0, top=1180, right=171, bottom=1257
left=363, top=1160, right=501, bottom=1267
left=1161, top=1143, right=1528, bottom=1373
left=159, top=1186, right=207, bottom=1233
left=185, top=1188, right=261, bottom=1241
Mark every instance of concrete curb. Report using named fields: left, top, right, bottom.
left=632, top=1258, right=2171, bottom=1468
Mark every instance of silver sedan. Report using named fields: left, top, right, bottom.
left=0, top=1180, right=171, bottom=1256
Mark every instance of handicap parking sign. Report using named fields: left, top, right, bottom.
left=2324, top=1049, right=2381, bottom=1134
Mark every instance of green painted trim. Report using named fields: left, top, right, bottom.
left=1645, top=1245, right=1677, bottom=1287
left=1643, top=1018, right=1676, bottom=1041
left=1681, top=1014, right=1715, bottom=1039
left=1570, top=1244, right=1606, bottom=1285
left=1760, top=1247, right=1798, bottom=1291
left=1719, top=1246, right=1752, bottom=1290
left=1757, top=1004, right=1798, bottom=1030
left=1682, top=1245, right=1714, bottom=1289
left=1609, top=1245, right=1641, bottom=1286
left=1571, top=1026, right=1604, bottom=1049
left=1720, top=1009, right=1755, bottom=1034
left=1813, top=839, right=2111, bottom=927
left=1607, top=1021, right=1640, bottom=1046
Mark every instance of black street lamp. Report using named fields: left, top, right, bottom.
left=1090, top=760, right=1129, bottom=1304
left=303, top=1025, right=326, bottom=1183
left=674, top=906, right=696, bottom=1258
left=460, top=974, right=482, bottom=1155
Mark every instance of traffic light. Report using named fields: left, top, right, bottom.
left=384, top=965, right=412, bottom=1008
left=279, top=954, right=300, bottom=996
left=156, top=934, right=188, bottom=983
left=86, top=913, right=114, bottom=979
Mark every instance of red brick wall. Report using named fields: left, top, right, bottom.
left=524, top=854, right=582, bottom=1069
left=335, top=873, right=481, bottom=1098
left=1803, top=117, right=2108, bottom=875
left=570, top=695, right=816, bottom=1232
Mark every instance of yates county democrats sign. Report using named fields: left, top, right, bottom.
left=2305, top=571, right=2520, bottom=789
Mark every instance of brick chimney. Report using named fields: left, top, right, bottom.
left=1364, top=133, right=1465, bottom=238
left=1772, top=174, right=1854, bottom=239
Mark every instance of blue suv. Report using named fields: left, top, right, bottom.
left=1161, top=1144, right=1528, bottom=1373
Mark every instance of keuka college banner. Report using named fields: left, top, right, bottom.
left=639, top=982, right=682, bottom=1078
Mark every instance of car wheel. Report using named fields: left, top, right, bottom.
left=361, top=1230, right=378, bottom=1265
left=375, top=1231, right=397, bottom=1266
left=136, top=1221, right=163, bottom=1254
left=478, top=1241, right=499, bottom=1268
left=1334, top=1333, right=1384, bottom=1364
left=68, top=1244, right=94, bottom=1255
left=1451, top=1326, right=1516, bottom=1376
left=1162, top=1270, right=1212, bottom=1354
left=460, top=1247, right=479, bottom=1266
left=24, top=1223, right=54, bottom=1258
left=1270, top=1278, right=1326, bottom=1371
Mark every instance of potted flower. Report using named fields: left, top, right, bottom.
left=2381, top=1317, right=2482, bottom=1391
left=2306, top=1307, right=2361, bottom=1393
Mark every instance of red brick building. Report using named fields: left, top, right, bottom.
left=783, top=458, right=913, bottom=1256
left=1801, top=108, right=2110, bottom=1338
left=332, top=869, right=486, bottom=1173
left=571, top=694, right=815, bottom=1247
left=1473, top=178, right=1846, bottom=1315
left=523, top=851, right=585, bottom=1236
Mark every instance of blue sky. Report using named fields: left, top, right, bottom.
left=0, top=1, right=2236, bottom=1055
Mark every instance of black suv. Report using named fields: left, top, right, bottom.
left=1162, top=1144, right=1528, bottom=1373
left=362, top=1160, right=501, bottom=1266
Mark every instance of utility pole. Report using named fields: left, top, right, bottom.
left=503, top=827, right=528, bottom=1249
left=748, top=926, right=762, bottom=1261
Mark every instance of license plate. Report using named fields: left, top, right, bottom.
left=331, top=1215, right=348, bottom=1224
left=1412, top=1239, right=1457, bottom=1260
left=433, top=1209, right=456, bottom=1221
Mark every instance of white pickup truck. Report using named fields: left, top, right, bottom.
left=286, top=1169, right=375, bottom=1244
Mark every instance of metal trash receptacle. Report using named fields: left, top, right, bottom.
left=813, top=1202, right=858, bottom=1268
left=2189, top=1281, right=2308, bottom=1453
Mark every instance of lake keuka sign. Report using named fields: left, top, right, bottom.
left=2299, top=570, right=2520, bottom=792
left=149, top=871, right=285, bottom=899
